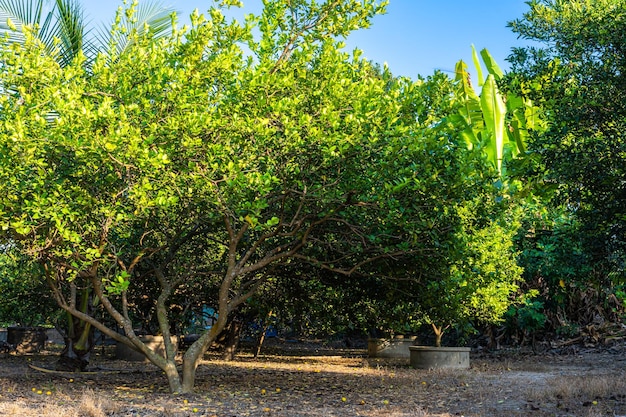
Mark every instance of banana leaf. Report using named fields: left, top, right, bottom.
left=480, top=74, right=507, bottom=174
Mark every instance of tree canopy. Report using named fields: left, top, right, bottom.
left=508, top=0, right=626, bottom=254
left=0, top=0, right=529, bottom=392
left=507, top=0, right=626, bottom=306
left=497, top=0, right=626, bottom=338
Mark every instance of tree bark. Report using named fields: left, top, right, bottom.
left=56, top=288, right=95, bottom=372
left=181, top=312, right=228, bottom=393
left=432, top=323, right=447, bottom=348
left=221, top=318, right=242, bottom=361
left=254, top=310, right=273, bottom=359
left=163, top=361, right=183, bottom=393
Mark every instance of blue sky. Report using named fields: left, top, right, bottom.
left=82, top=0, right=534, bottom=79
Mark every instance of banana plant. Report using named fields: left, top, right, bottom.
left=419, top=47, right=546, bottom=349
left=451, top=45, right=545, bottom=177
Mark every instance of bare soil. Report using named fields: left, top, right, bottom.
left=1, top=340, right=625, bottom=416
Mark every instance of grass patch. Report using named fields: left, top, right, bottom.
left=533, top=375, right=626, bottom=401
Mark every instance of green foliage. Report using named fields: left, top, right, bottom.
left=4, top=0, right=485, bottom=392
left=405, top=48, right=533, bottom=346
left=517, top=211, right=592, bottom=304
left=508, top=0, right=626, bottom=286
left=555, top=322, right=579, bottom=338
left=506, top=0, right=626, bottom=334
left=506, top=296, right=546, bottom=335
left=0, top=0, right=546, bottom=388
left=419, top=203, right=523, bottom=340
left=0, top=248, right=57, bottom=326
left=616, top=287, right=626, bottom=310
left=250, top=264, right=425, bottom=339
left=451, top=46, right=546, bottom=177
left=515, top=204, right=626, bottom=332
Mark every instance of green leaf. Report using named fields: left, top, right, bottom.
left=479, top=48, right=504, bottom=80
left=471, top=44, right=484, bottom=87
left=480, top=74, right=507, bottom=174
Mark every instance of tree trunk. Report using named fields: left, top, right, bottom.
left=254, top=310, right=273, bottom=359
left=255, top=327, right=267, bottom=359
left=163, top=361, right=183, bottom=393
left=181, top=314, right=228, bottom=393
left=221, top=318, right=242, bottom=361
left=432, top=323, right=446, bottom=348
left=56, top=290, right=95, bottom=372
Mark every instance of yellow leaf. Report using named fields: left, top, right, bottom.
left=104, top=142, right=117, bottom=151
left=244, top=214, right=256, bottom=227
left=6, top=17, right=17, bottom=31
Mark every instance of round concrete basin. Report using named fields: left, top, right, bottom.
left=409, top=346, right=470, bottom=369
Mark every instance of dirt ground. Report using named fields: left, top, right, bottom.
left=1, top=340, right=625, bottom=417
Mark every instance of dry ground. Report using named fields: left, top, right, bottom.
left=1, top=340, right=625, bottom=416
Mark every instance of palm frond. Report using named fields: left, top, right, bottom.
left=50, top=0, right=86, bottom=67
left=0, top=0, right=45, bottom=45
left=37, top=6, right=55, bottom=40
left=0, top=14, right=25, bottom=44
left=132, top=0, right=175, bottom=37
left=0, top=0, right=90, bottom=68
left=0, top=0, right=45, bottom=27
left=1, top=0, right=175, bottom=70
left=94, top=1, right=176, bottom=58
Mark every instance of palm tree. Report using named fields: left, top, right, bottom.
left=0, top=0, right=176, bottom=371
left=0, top=0, right=175, bottom=69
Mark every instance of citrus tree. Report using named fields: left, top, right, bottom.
left=0, top=0, right=514, bottom=393
left=0, top=0, right=388, bottom=393
left=0, top=0, right=176, bottom=371
left=418, top=202, right=523, bottom=347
